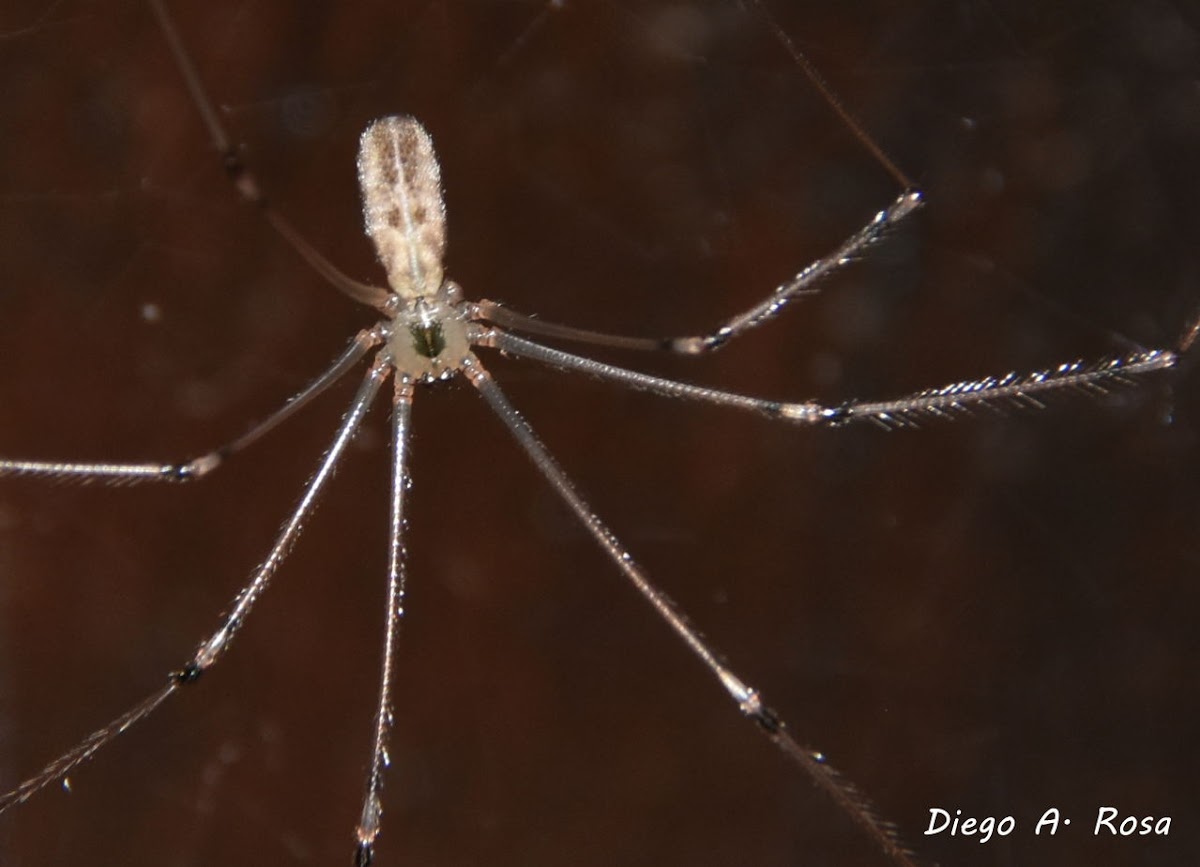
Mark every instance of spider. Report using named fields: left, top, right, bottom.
left=0, top=2, right=1196, bottom=865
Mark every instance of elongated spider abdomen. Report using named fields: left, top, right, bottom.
left=358, top=116, right=447, bottom=300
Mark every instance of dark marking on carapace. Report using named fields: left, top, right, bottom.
left=410, top=322, right=446, bottom=359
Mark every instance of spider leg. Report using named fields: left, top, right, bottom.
left=0, top=682, right=177, bottom=814
left=825, top=351, right=1178, bottom=429
left=473, top=325, right=826, bottom=421
left=0, top=355, right=388, bottom=812
left=475, top=326, right=1177, bottom=428
left=0, top=327, right=381, bottom=484
left=150, top=0, right=392, bottom=313
left=471, top=189, right=922, bottom=354
left=468, top=0, right=927, bottom=359
left=464, top=355, right=919, bottom=867
left=354, top=376, right=415, bottom=867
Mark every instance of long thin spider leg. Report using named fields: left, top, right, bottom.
left=831, top=351, right=1178, bottom=429
left=475, top=325, right=827, bottom=420
left=476, top=326, right=1178, bottom=428
left=179, top=354, right=389, bottom=679
left=464, top=355, right=918, bottom=867
left=0, top=326, right=382, bottom=485
left=0, top=683, right=178, bottom=813
left=0, top=356, right=389, bottom=813
left=470, top=189, right=922, bottom=354
left=469, top=300, right=665, bottom=352
left=210, top=327, right=383, bottom=470
left=684, top=189, right=926, bottom=358
left=149, top=0, right=391, bottom=313
left=354, top=376, right=415, bottom=867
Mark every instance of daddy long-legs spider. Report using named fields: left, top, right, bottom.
left=0, top=1, right=1198, bottom=864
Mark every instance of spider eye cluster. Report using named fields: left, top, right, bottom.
left=357, top=116, right=447, bottom=300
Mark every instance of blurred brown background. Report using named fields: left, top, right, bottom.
left=0, top=1, right=1197, bottom=865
